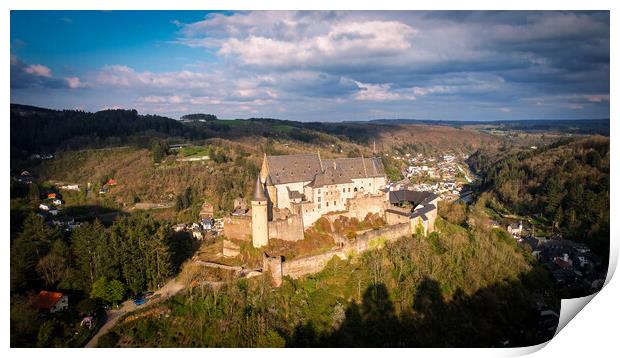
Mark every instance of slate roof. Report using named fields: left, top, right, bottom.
left=322, top=157, right=386, bottom=179
left=389, top=190, right=438, bottom=206
left=411, top=204, right=436, bottom=219
left=308, top=166, right=353, bottom=187
left=266, top=153, right=323, bottom=185
left=288, top=189, right=304, bottom=199
left=252, top=176, right=267, bottom=201
left=265, top=154, right=386, bottom=186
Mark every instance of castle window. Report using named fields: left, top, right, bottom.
left=326, top=202, right=329, bottom=207
left=333, top=201, right=336, bottom=206
left=354, top=187, right=358, bottom=192
left=318, top=197, right=321, bottom=202
left=318, top=204, right=321, bottom=209
left=348, top=188, right=351, bottom=192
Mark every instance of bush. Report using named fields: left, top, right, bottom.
left=97, top=331, right=120, bottom=348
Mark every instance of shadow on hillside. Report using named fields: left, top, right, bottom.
left=287, top=273, right=559, bottom=348
left=61, top=205, right=126, bottom=225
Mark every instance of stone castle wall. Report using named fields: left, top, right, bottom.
left=282, top=251, right=348, bottom=279
left=268, top=213, right=304, bottom=241
left=385, top=208, right=411, bottom=225
left=344, top=194, right=388, bottom=221
left=278, top=222, right=411, bottom=280
left=222, top=215, right=252, bottom=241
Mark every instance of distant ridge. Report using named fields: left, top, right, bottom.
left=370, top=118, right=609, bottom=136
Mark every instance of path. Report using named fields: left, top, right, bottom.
left=85, top=279, right=184, bottom=348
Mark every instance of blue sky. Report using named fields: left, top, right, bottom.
left=10, top=10, right=610, bottom=121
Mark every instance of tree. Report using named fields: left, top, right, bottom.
left=90, top=277, right=126, bottom=306
left=71, top=220, right=115, bottom=290
left=11, top=214, right=62, bottom=290
left=28, top=183, right=40, bottom=201
left=175, top=187, right=194, bottom=211
left=180, top=113, right=217, bottom=121
left=36, top=252, right=67, bottom=287
left=151, top=141, right=168, bottom=163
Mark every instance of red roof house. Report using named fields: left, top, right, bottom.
left=32, top=290, right=69, bottom=313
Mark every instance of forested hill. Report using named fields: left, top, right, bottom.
left=11, top=104, right=197, bottom=154
left=372, top=118, right=610, bottom=136
left=11, top=104, right=500, bottom=159
left=467, top=136, right=610, bottom=258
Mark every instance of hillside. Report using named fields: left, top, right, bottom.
left=467, top=136, right=610, bottom=259
left=11, top=104, right=501, bottom=160
left=103, top=208, right=557, bottom=347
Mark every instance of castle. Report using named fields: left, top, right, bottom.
left=220, top=152, right=438, bottom=249
left=249, top=153, right=389, bottom=247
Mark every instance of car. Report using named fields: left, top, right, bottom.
left=133, top=298, right=147, bottom=306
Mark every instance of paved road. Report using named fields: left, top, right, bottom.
left=85, top=279, right=184, bottom=348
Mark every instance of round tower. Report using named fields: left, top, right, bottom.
left=251, top=176, right=269, bottom=248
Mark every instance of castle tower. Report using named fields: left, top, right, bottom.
left=251, top=176, right=269, bottom=248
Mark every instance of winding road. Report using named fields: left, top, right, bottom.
left=85, top=279, right=184, bottom=348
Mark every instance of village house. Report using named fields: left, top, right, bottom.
left=199, top=202, right=214, bottom=219
left=507, top=222, right=523, bottom=236
left=32, top=290, right=69, bottom=313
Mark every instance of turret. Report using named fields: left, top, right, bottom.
left=251, top=176, right=269, bottom=248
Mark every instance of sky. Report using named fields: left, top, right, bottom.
left=10, top=10, right=610, bottom=121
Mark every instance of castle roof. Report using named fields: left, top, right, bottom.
left=265, top=153, right=385, bottom=186
left=389, top=190, right=437, bottom=206
left=252, top=176, right=267, bottom=201
left=265, top=153, right=323, bottom=185
left=265, top=175, right=274, bottom=186
left=308, top=166, right=353, bottom=187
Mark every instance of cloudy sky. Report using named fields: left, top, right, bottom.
left=10, top=10, right=609, bottom=121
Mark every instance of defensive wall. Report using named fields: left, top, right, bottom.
left=263, top=222, right=412, bottom=286
left=222, top=215, right=252, bottom=241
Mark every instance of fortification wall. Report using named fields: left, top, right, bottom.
left=282, top=251, right=348, bottom=279
left=268, top=213, right=304, bottom=241
left=353, top=222, right=411, bottom=251
left=278, top=222, right=411, bottom=280
left=222, top=215, right=252, bottom=241
left=345, top=194, right=387, bottom=221
left=385, top=208, right=411, bottom=225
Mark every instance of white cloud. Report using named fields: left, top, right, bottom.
left=216, top=20, right=417, bottom=68
left=65, top=77, right=83, bottom=89
left=353, top=81, right=416, bottom=102
left=24, top=64, right=52, bottom=77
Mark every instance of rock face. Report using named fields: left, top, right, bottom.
left=222, top=239, right=240, bottom=258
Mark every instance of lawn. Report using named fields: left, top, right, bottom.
left=180, top=146, right=210, bottom=158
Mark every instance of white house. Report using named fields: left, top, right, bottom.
left=507, top=222, right=523, bottom=236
